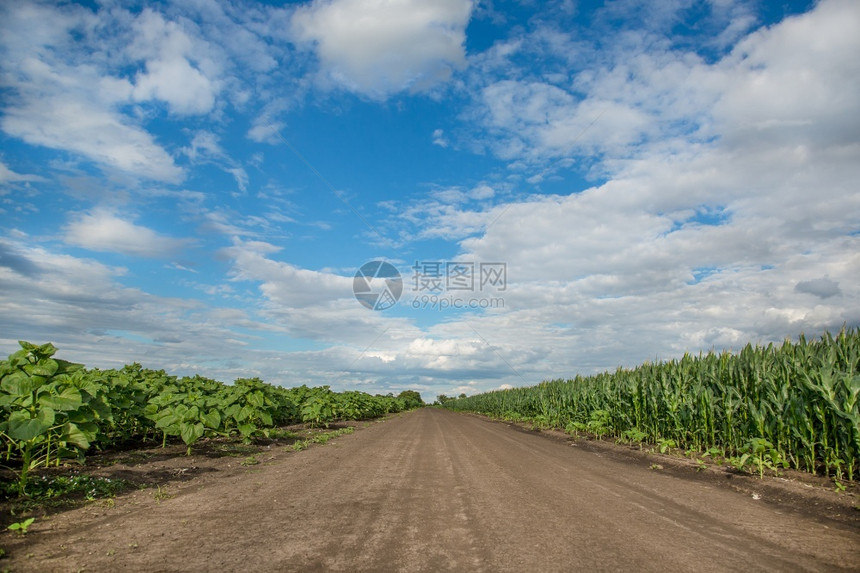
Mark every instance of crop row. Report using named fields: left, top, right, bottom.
left=0, top=341, right=423, bottom=495
left=444, top=328, right=860, bottom=480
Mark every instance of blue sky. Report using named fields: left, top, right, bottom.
left=1, top=0, right=858, bottom=402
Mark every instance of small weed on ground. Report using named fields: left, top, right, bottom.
left=1, top=474, right=130, bottom=502
left=1, top=474, right=132, bottom=515
left=152, top=485, right=172, bottom=503
left=6, top=518, right=35, bottom=536
left=288, top=426, right=354, bottom=452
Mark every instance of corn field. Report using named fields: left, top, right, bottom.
left=444, top=328, right=860, bottom=480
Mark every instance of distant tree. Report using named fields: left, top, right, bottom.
left=397, top=390, right=424, bottom=409
left=435, top=394, right=454, bottom=405
left=458, top=393, right=467, bottom=399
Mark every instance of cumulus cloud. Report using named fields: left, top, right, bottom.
left=0, top=241, right=42, bottom=277
left=2, top=100, right=184, bottom=183
left=133, top=58, right=216, bottom=114
left=64, top=210, right=193, bottom=258
left=469, top=0, right=860, bottom=178
left=375, top=183, right=505, bottom=246
left=0, top=1, right=279, bottom=183
left=795, top=277, right=841, bottom=299
left=420, top=0, right=860, bottom=373
left=477, top=81, right=654, bottom=161
left=2, top=0, right=858, bottom=403
left=0, top=238, right=277, bottom=381
left=291, top=0, right=474, bottom=97
left=0, top=2, right=185, bottom=183
left=0, top=237, right=503, bottom=400
left=222, top=238, right=352, bottom=308
left=129, top=9, right=219, bottom=115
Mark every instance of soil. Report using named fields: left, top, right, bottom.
left=1, top=408, right=858, bottom=572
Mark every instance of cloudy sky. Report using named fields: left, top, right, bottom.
left=1, top=0, right=858, bottom=401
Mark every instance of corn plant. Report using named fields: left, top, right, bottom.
left=445, top=328, right=860, bottom=480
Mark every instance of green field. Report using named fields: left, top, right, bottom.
left=0, top=341, right=422, bottom=495
left=444, top=328, right=860, bottom=481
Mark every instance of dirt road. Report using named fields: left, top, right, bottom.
left=4, top=408, right=859, bottom=572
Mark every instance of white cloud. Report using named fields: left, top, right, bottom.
left=2, top=0, right=858, bottom=404
left=181, top=131, right=249, bottom=192
left=0, top=3, right=185, bottom=183
left=248, top=121, right=286, bottom=144
left=0, top=237, right=282, bottom=383
left=133, top=58, right=216, bottom=115
left=220, top=237, right=358, bottom=309
left=291, top=0, right=474, bottom=97
left=469, top=185, right=495, bottom=200
left=472, top=53, right=714, bottom=167
left=0, top=1, right=284, bottom=183
left=0, top=234, right=511, bottom=400
left=247, top=97, right=297, bottom=144
left=432, top=128, right=449, bottom=148
left=226, top=168, right=249, bottom=193
left=182, top=131, right=223, bottom=162
left=2, top=99, right=184, bottom=183
left=129, top=9, right=219, bottom=115
left=714, top=0, right=860, bottom=149
left=376, top=183, right=505, bottom=246
left=469, top=0, right=860, bottom=178
left=794, top=277, right=841, bottom=300
left=0, top=161, right=47, bottom=185
left=406, top=0, right=860, bottom=377
left=64, top=210, right=193, bottom=258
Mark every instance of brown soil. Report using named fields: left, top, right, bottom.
left=1, top=409, right=858, bottom=572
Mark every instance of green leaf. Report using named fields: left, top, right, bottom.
left=238, top=423, right=256, bottom=438
left=24, top=358, right=58, bottom=378
left=247, top=391, right=265, bottom=408
left=1, top=370, right=40, bottom=396
left=61, top=422, right=91, bottom=449
left=87, top=395, right=113, bottom=421
left=36, top=342, right=58, bottom=356
left=40, top=386, right=83, bottom=411
left=259, top=410, right=273, bottom=427
left=53, top=359, right=84, bottom=375
left=236, top=405, right=255, bottom=422
left=7, top=408, right=56, bottom=441
left=179, top=422, right=204, bottom=446
left=7, top=517, right=35, bottom=532
left=181, top=405, right=200, bottom=423
left=155, top=412, right=181, bottom=431
left=78, top=421, right=99, bottom=439
left=201, top=410, right=221, bottom=430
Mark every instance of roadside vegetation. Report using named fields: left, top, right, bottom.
left=0, top=341, right=424, bottom=498
left=443, top=328, right=859, bottom=482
